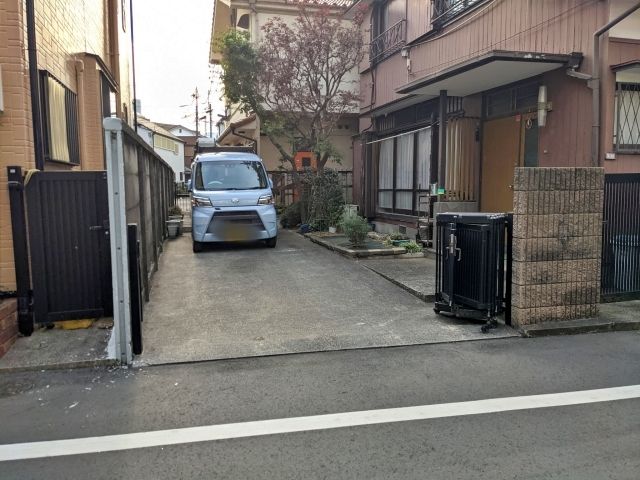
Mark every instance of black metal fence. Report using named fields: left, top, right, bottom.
left=370, top=19, right=406, bottom=64
left=601, top=173, right=640, bottom=301
left=175, top=194, right=191, bottom=215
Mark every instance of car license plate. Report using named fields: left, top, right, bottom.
left=224, top=223, right=248, bottom=241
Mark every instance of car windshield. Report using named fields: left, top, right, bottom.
left=195, top=161, right=268, bottom=191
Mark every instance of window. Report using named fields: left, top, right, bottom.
left=195, top=161, right=268, bottom=191
left=100, top=73, right=116, bottom=119
left=237, top=14, right=250, bottom=30
left=372, top=2, right=389, bottom=39
left=432, top=0, right=486, bottom=29
left=370, top=2, right=406, bottom=64
left=154, top=135, right=179, bottom=154
left=40, top=72, right=80, bottom=164
left=615, top=82, right=640, bottom=153
left=377, top=128, right=433, bottom=215
left=485, top=81, right=539, bottom=119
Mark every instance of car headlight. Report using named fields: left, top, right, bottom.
left=192, top=195, right=212, bottom=207
left=258, top=194, right=274, bottom=205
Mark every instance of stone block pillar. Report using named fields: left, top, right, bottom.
left=511, top=167, right=604, bottom=326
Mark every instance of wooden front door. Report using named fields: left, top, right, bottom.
left=480, top=113, right=539, bottom=212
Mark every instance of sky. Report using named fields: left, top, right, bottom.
left=133, top=0, right=223, bottom=134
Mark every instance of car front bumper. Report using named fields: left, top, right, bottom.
left=191, top=205, right=277, bottom=243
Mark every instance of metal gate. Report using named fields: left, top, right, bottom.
left=26, top=171, right=113, bottom=323
left=601, top=173, right=640, bottom=301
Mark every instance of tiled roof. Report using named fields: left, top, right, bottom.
left=137, top=116, right=185, bottom=143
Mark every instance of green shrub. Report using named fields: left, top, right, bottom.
left=168, top=205, right=183, bottom=216
left=389, top=232, right=408, bottom=241
left=280, top=201, right=302, bottom=228
left=341, top=211, right=369, bottom=247
left=303, top=170, right=344, bottom=231
left=403, top=241, right=423, bottom=253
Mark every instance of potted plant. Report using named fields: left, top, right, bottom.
left=168, top=205, right=183, bottom=234
left=166, top=219, right=181, bottom=238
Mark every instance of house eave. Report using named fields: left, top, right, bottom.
left=396, top=50, right=583, bottom=97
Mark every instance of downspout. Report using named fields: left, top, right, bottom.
left=438, top=90, right=448, bottom=191
left=591, top=1, right=640, bottom=167
left=75, top=59, right=89, bottom=166
left=130, top=0, right=138, bottom=128
left=26, top=0, right=44, bottom=170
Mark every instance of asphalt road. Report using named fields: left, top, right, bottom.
left=140, top=230, right=514, bottom=364
left=1, top=331, right=639, bottom=479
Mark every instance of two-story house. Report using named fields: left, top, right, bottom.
left=209, top=0, right=359, bottom=172
left=349, top=0, right=640, bottom=234
left=0, top=0, right=135, bottom=356
left=137, top=117, right=186, bottom=182
left=157, top=123, right=203, bottom=179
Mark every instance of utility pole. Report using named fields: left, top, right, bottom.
left=205, top=103, right=213, bottom=138
left=192, top=87, right=199, bottom=137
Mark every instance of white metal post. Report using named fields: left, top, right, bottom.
left=103, top=117, right=133, bottom=365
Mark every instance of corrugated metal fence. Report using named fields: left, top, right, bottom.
left=601, top=173, right=640, bottom=301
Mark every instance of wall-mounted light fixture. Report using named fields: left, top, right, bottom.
left=401, top=47, right=411, bottom=72
left=537, top=85, right=553, bottom=127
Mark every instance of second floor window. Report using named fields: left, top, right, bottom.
left=372, top=2, right=389, bottom=39
left=40, top=72, right=80, bottom=165
left=370, top=1, right=406, bottom=64
left=154, top=135, right=179, bottom=154
left=432, top=0, right=486, bottom=29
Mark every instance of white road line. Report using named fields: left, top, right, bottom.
left=1, top=385, right=639, bottom=462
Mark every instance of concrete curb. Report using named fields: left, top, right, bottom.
left=361, top=265, right=435, bottom=303
left=304, top=233, right=406, bottom=258
left=519, top=318, right=640, bottom=338
left=0, top=358, right=118, bottom=374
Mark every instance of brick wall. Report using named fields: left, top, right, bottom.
left=0, top=299, right=18, bottom=357
left=0, top=0, right=33, bottom=292
left=512, top=167, right=605, bottom=326
left=0, top=0, right=132, bottom=357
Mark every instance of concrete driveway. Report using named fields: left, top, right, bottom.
left=139, top=230, right=516, bottom=365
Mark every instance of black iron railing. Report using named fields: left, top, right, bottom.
left=370, top=19, right=406, bottom=64
left=432, top=0, right=485, bottom=29
left=601, top=174, right=640, bottom=301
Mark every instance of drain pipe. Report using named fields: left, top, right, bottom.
left=591, top=1, right=640, bottom=167
left=130, top=0, right=138, bottom=128
left=26, top=0, right=44, bottom=170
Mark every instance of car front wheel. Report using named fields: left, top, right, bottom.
left=265, top=236, right=277, bottom=248
left=192, top=240, right=204, bottom=253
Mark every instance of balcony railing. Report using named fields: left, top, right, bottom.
left=370, top=19, right=406, bottom=64
left=432, top=0, right=485, bottom=29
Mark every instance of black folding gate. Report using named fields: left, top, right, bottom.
left=601, top=173, right=640, bottom=301
left=25, top=171, right=113, bottom=323
left=434, top=213, right=512, bottom=331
